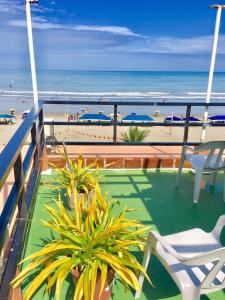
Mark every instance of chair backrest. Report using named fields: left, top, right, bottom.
left=185, top=247, right=225, bottom=291
left=194, top=141, right=225, bottom=170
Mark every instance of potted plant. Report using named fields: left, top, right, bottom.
left=11, top=186, right=150, bottom=300
left=51, top=145, right=100, bottom=210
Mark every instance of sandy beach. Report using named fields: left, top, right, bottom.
left=1, top=112, right=225, bottom=151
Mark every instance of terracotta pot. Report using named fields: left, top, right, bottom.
left=72, top=268, right=115, bottom=300
left=68, top=189, right=94, bottom=210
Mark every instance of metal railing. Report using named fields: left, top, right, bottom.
left=0, top=101, right=44, bottom=299
left=43, top=99, right=225, bottom=146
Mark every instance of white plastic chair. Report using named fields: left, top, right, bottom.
left=135, top=215, right=225, bottom=300
left=175, top=141, right=225, bottom=203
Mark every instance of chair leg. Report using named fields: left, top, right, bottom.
left=182, top=286, right=200, bottom=300
left=223, top=172, right=225, bottom=202
left=210, top=172, right=217, bottom=187
left=135, top=242, right=152, bottom=299
left=193, top=171, right=203, bottom=204
left=175, top=156, right=185, bottom=188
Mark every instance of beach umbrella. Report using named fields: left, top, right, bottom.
left=208, top=115, right=225, bottom=125
left=208, top=115, right=225, bottom=120
left=0, top=114, right=16, bottom=119
left=182, top=116, right=201, bottom=122
left=78, top=113, right=111, bottom=121
left=201, top=5, right=225, bottom=141
left=164, top=116, right=182, bottom=122
left=25, top=0, right=39, bottom=106
left=22, top=110, right=31, bottom=115
left=109, top=113, right=121, bottom=118
left=122, top=114, right=154, bottom=122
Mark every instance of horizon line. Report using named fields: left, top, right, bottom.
left=0, top=68, right=225, bottom=73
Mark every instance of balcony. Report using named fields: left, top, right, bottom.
left=1, top=100, right=225, bottom=299
left=15, top=170, right=225, bottom=299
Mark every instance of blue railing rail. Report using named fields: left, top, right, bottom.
left=43, top=100, right=225, bottom=146
left=0, top=100, right=45, bottom=299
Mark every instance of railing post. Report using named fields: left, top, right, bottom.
left=183, top=105, right=191, bottom=145
left=14, top=154, right=27, bottom=218
left=39, top=107, right=48, bottom=171
left=39, top=108, right=45, bottom=146
left=113, top=105, right=118, bottom=143
left=31, top=122, right=39, bottom=171
left=31, top=122, right=37, bottom=144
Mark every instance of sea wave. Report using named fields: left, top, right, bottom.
left=1, top=90, right=225, bottom=99
left=1, top=90, right=169, bottom=97
left=188, top=92, right=225, bottom=95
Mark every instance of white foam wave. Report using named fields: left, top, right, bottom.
left=1, top=90, right=225, bottom=99
left=0, top=90, right=169, bottom=97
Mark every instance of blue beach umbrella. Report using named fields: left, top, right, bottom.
left=78, top=113, right=111, bottom=121
left=0, top=114, right=16, bottom=119
left=208, top=115, right=225, bottom=124
left=164, top=116, right=182, bottom=122
left=182, top=116, right=201, bottom=122
left=208, top=115, right=225, bottom=121
left=122, top=113, right=154, bottom=122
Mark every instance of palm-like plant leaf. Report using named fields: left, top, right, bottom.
left=11, top=186, right=151, bottom=300
left=121, top=126, right=149, bottom=142
left=49, top=150, right=101, bottom=210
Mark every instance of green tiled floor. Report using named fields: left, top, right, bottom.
left=21, top=170, right=225, bottom=299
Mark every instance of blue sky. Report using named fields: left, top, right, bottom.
left=1, top=0, right=225, bottom=71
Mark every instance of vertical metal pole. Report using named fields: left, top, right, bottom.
left=26, top=0, right=38, bottom=106
left=31, top=122, right=37, bottom=144
left=201, top=6, right=222, bottom=142
left=14, top=154, right=27, bottom=218
left=31, top=122, right=39, bottom=170
left=183, top=105, right=191, bottom=145
left=39, top=107, right=45, bottom=147
left=113, top=105, right=118, bottom=143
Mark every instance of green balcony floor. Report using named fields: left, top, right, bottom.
left=22, top=170, right=225, bottom=300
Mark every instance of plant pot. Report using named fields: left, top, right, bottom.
left=68, top=189, right=94, bottom=210
left=72, top=268, right=115, bottom=300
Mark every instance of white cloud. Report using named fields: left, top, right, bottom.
left=0, top=0, right=53, bottom=16
left=0, top=7, right=8, bottom=12
left=137, top=36, right=213, bottom=54
left=2, top=0, right=225, bottom=68
left=72, top=25, right=144, bottom=37
left=109, top=35, right=225, bottom=55
left=9, top=19, right=64, bottom=30
left=0, top=0, right=24, bottom=14
left=9, top=18, right=143, bottom=38
left=7, top=15, right=222, bottom=55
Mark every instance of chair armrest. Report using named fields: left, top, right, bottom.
left=149, top=226, right=225, bottom=268
left=182, top=247, right=225, bottom=266
left=149, top=231, right=186, bottom=261
left=192, top=143, right=209, bottom=154
left=183, top=145, right=195, bottom=153
left=212, top=215, right=225, bottom=240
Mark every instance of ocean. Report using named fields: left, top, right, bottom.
left=1, top=70, right=225, bottom=115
